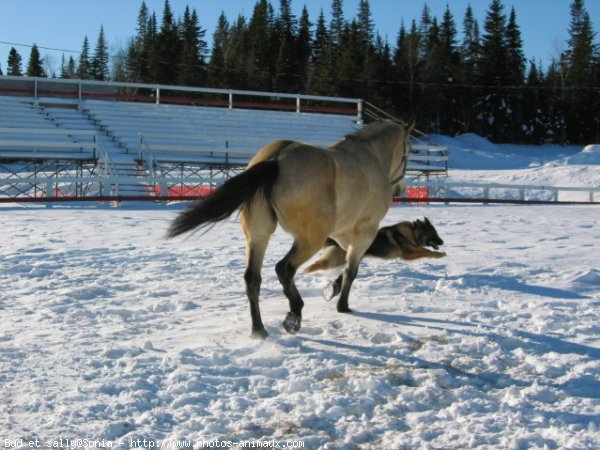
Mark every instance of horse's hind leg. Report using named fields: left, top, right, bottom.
left=242, top=206, right=276, bottom=339
left=276, top=238, right=323, bottom=333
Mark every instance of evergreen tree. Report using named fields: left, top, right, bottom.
left=91, top=26, right=110, bottom=80
left=312, top=11, right=337, bottom=95
left=418, top=4, right=433, bottom=57
left=566, top=0, right=596, bottom=85
left=357, top=0, right=374, bottom=45
left=26, top=44, right=45, bottom=77
left=505, top=7, right=525, bottom=85
left=178, top=6, right=207, bottom=86
left=247, top=0, right=275, bottom=91
left=155, top=0, right=181, bottom=84
left=461, top=4, right=481, bottom=84
left=60, top=55, right=77, bottom=78
left=206, top=11, right=230, bottom=88
left=395, top=20, right=422, bottom=106
left=480, top=0, right=508, bottom=86
left=337, top=21, right=362, bottom=97
left=125, top=1, right=152, bottom=82
left=330, top=0, right=345, bottom=48
left=296, top=6, right=312, bottom=92
left=77, top=36, right=92, bottom=79
left=312, top=9, right=329, bottom=65
left=273, top=0, right=298, bottom=92
left=223, top=15, right=249, bottom=88
left=7, top=47, right=23, bottom=76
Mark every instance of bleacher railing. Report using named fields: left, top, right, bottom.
left=0, top=75, right=364, bottom=122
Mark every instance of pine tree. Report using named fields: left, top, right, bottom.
left=77, top=36, right=92, bottom=79
left=395, top=20, right=423, bottom=107
left=312, top=9, right=329, bottom=65
left=125, top=1, right=151, bottom=82
left=312, top=10, right=336, bottom=95
left=223, top=15, right=249, bottom=89
left=330, top=0, right=345, bottom=48
left=357, top=0, right=374, bottom=45
left=247, top=0, right=275, bottom=91
left=60, top=55, right=77, bottom=78
left=7, top=47, right=23, bottom=76
left=26, top=44, right=45, bottom=77
left=296, top=6, right=312, bottom=92
left=178, top=6, right=207, bottom=86
left=206, top=11, right=230, bottom=88
left=91, top=26, right=110, bottom=80
left=461, top=5, right=481, bottom=84
left=566, top=0, right=596, bottom=85
left=273, top=0, right=298, bottom=92
left=480, top=0, right=508, bottom=86
left=155, top=0, right=181, bottom=84
left=505, top=7, right=525, bottom=86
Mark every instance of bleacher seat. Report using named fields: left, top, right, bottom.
left=81, top=100, right=361, bottom=164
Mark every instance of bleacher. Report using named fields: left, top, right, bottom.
left=0, top=96, right=97, bottom=160
left=81, top=100, right=361, bottom=165
left=0, top=77, right=447, bottom=202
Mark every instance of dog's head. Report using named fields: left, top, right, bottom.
left=413, top=217, right=444, bottom=250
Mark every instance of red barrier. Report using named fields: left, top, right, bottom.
left=395, top=187, right=429, bottom=205
left=153, top=185, right=215, bottom=197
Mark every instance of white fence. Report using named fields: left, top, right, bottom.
left=1, top=174, right=598, bottom=205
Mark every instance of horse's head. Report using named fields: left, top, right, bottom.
left=380, top=119, right=414, bottom=187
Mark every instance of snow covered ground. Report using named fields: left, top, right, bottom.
left=1, top=135, right=600, bottom=449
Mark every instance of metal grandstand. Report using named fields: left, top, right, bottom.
left=0, top=76, right=448, bottom=204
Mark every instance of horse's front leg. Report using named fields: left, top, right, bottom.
left=276, top=238, right=322, bottom=334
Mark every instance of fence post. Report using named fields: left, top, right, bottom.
left=160, top=179, right=168, bottom=206
left=45, top=180, right=54, bottom=209
left=78, top=80, right=83, bottom=103
left=33, top=78, right=38, bottom=100
left=296, top=95, right=301, bottom=114
left=156, top=86, right=160, bottom=105
left=357, top=99, right=364, bottom=124
left=229, top=91, right=233, bottom=109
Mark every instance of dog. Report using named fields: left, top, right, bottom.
left=305, top=217, right=446, bottom=300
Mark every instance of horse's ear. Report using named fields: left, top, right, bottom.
left=407, top=119, right=417, bottom=136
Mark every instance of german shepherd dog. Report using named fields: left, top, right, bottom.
left=305, top=217, right=446, bottom=300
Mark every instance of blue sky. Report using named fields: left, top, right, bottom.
left=1, top=0, right=599, bottom=75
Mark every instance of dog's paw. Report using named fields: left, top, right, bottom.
left=434, top=251, right=447, bottom=258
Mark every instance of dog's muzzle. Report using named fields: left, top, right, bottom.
left=429, top=239, right=443, bottom=250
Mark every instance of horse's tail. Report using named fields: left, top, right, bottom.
left=166, top=160, right=279, bottom=238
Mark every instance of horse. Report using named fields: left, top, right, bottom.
left=167, top=119, right=414, bottom=338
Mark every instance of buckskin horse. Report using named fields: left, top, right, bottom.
left=167, top=120, right=414, bottom=338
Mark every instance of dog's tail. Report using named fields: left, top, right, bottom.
left=166, top=160, right=279, bottom=238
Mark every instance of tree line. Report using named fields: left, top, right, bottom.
left=3, top=0, right=600, bottom=144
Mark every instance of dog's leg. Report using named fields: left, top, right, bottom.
left=401, top=247, right=446, bottom=261
left=303, top=244, right=347, bottom=273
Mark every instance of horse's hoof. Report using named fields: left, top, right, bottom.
left=337, top=306, right=353, bottom=314
left=323, top=283, right=336, bottom=302
left=251, top=328, right=269, bottom=339
left=323, top=281, right=341, bottom=301
left=283, top=312, right=302, bottom=334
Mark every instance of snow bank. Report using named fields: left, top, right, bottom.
left=568, top=144, right=600, bottom=165
left=426, top=133, right=600, bottom=187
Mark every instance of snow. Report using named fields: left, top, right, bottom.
left=1, top=134, right=600, bottom=449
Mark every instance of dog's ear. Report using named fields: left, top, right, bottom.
left=424, top=217, right=431, bottom=225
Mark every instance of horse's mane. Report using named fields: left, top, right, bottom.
left=343, top=120, right=406, bottom=143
